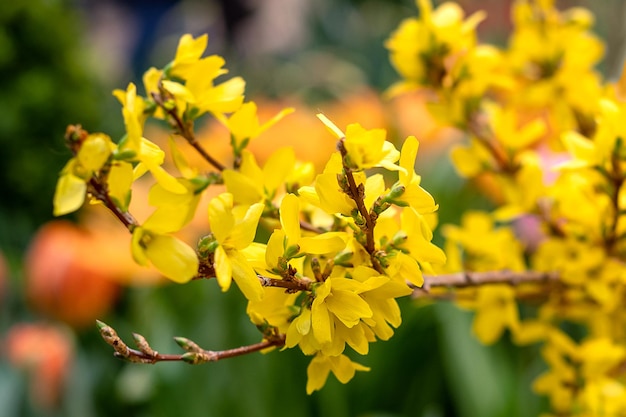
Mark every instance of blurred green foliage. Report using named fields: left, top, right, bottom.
left=0, top=0, right=102, bottom=256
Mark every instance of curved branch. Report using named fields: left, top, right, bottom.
left=151, top=90, right=225, bottom=172
left=337, top=140, right=384, bottom=273
left=97, top=320, right=285, bottom=365
left=415, top=270, right=559, bottom=298
left=88, top=177, right=139, bottom=231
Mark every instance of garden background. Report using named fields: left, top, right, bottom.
left=1, top=0, right=624, bottom=416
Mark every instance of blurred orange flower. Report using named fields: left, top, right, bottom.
left=4, top=323, right=74, bottom=410
left=25, top=221, right=121, bottom=327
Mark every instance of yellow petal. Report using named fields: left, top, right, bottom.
left=295, top=308, right=312, bottom=335
left=450, top=145, right=483, bottom=177
left=472, top=307, right=507, bottom=345
left=263, top=147, right=296, bottom=195
left=306, top=355, right=332, bottom=394
left=144, top=233, right=199, bottom=283
left=316, top=113, right=345, bottom=139
left=200, top=77, right=246, bottom=115
left=311, top=299, right=332, bottom=345
left=214, top=245, right=233, bottom=291
left=171, top=34, right=208, bottom=77
left=145, top=162, right=187, bottom=194
left=299, top=233, right=347, bottom=254
left=168, top=137, right=197, bottom=179
left=280, top=194, right=301, bottom=247
left=265, top=229, right=285, bottom=269
left=257, top=107, right=295, bottom=137
left=227, top=102, right=258, bottom=144
left=315, top=172, right=355, bottom=216
left=162, top=80, right=196, bottom=103
left=399, top=135, right=419, bottom=185
left=230, top=250, right=263, bottom=301
left=222, top=169, right=263, bottom=205
left=329, top=354, right=370, bottom=384
left=208, top=193, right=236, bottom=244
left=77, top=133, right=112, bottom=172
left=325, top=291, right=372, bottom=327
left=53, top=170, right=86, bottom=216
left=107, top=161, right=134, bottom=211
left=143, top=67, right=162, bottom=95
left=130, top=227, right=149, bottom=266
left=230, top=203, right=264, bottom=250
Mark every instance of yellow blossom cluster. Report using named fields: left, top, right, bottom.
left=387, top=0, right=626, bottom=414
left=51, top=0, right=626, bottom=408
left=53, top=33, right=445, bottom=393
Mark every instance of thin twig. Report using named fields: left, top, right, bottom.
left=299, top=219, right=325, bottom=234
left=415, top=270, right=559, bottom=298
left=337, top=139, right=384, bottom=273
left=64, top=125, right=139, bottom=230
left=258, top=275, right=313, bottom=292
left=151, top=90, right=225, bottom=171
left=88, top=177, right=139, bottom=231
left=467, top=113, right=518, bottom=174
left=196, top=260, right=313, bottom=293
left=97, top=320, right=285, bottom=365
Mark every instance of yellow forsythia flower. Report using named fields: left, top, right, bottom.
left=219, top=101, right=294, bottom=153
left=53, top=133, right=114, bottom=216
left=306, top=353, right=370, bottom=394
left=279, top=193, right=347, bottom=255
left=208, top=193, right=264, bottom=301
left=131, top=226, right=199, bottom=283
left=223, top=147, right=296, bottom=205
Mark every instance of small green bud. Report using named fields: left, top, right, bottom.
left=143, top=100, right=157, bottom=115
left=190, top=175, right=211, bottom=194
left=174, top=337, right=203, bottom=353
left=132, top=333, right=155, bottom=356
left=117, top=134, right=129, bottom=148
left=186, top=106, right=201, bottom=121
left=163, top=99, right=176, bottom=111
left=374, top=250, right=390, bottom=269
left=372, top=198, right=392, bottom=216
left=182, top=352, right=212, bottom=364
left=353, top=212, right=366, bottom=228
left=333, top=251, right=353, bottom=266
left=181, top=352, right=202, bottom=364
left=337, top=174, right=351, bottom=195
left=389, top=199, right=410, bottom=208
left=95, top=320, right=109, bottom=330
left=392, top=231, right=408, bottom=247
left=387, top=184, right=406, bottom=200
left=197, top=235, right=218, bottom=256
left=284, top=244, right=301, bottom=260
left=174, top=337, right=190, bottom=349
left=112, top=149, right=137, bottom=161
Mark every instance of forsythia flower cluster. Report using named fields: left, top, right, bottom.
left=54, top=33, right=445, bottom=392
left=387, top=0, right=626, bottom=414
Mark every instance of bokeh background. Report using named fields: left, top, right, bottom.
left=1, top=0, right=625, bottom=416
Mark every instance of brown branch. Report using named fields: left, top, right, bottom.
left=299, top=219, right=325, bottom=234
left=151, top=90, right=225, bottom=172
left=197, top=260, right=312, bottom=292
left=337, top=140, right=384, bottom=273
left=88, top=177, right=139, bottom=231
left=258, top=275, right=313, bottom=292
left=414, top=270, right=560, bottom=298
left=467, top=113, right=518, bottom=175
left=97, top=320, right=285, bottom=365
left=64, top=125, right=139, bottom=231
